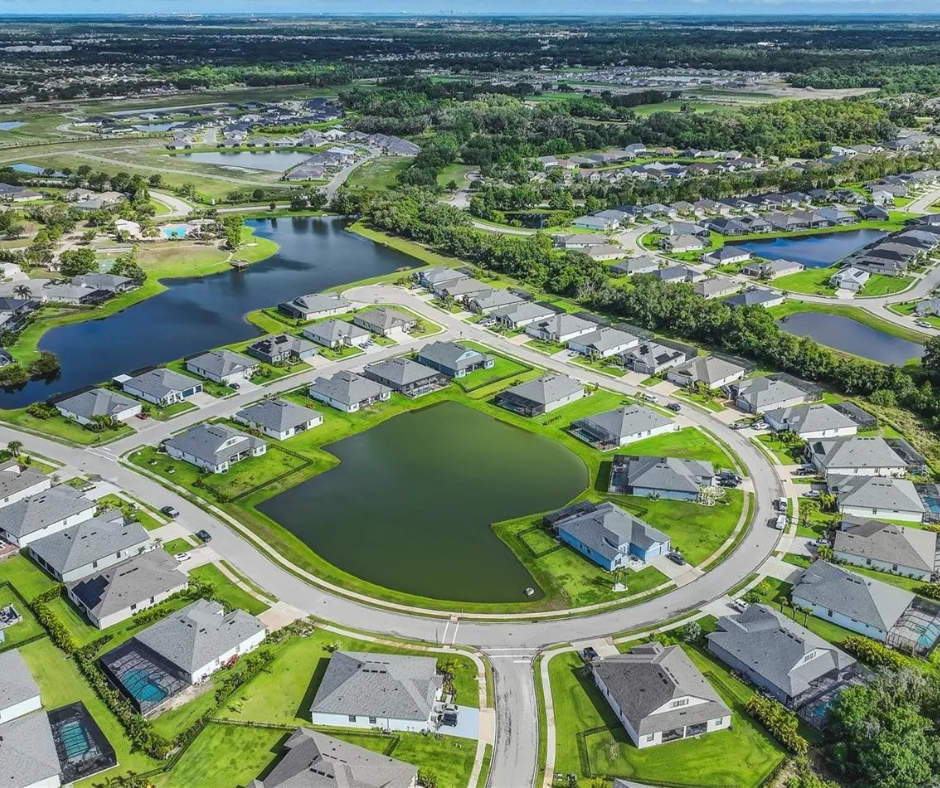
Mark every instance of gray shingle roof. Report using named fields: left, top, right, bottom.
left=0, top=460, right=48, bottom=501
left=187, top=349, right=256, bottom=379
left=573, top=327, right=638, bottom=353
left=735, top=377, right=806, bottom=410
left=574, top=405, right=673, bottom=442
left=363, top=357, right=442, bottom=387
left=56, top=388, right=140, bottom=422
left=554, top=502, right=669, bottom=562
left=123, top=368, right=201, bottom=400
left=530, top=313, right=596, bottom=337
left=0, top=711, right=61, bottom=787
left=811, top=437, right=908, bottom=471
left=792, top=561, right=914, bottom=632
left=68, top=550, right=187, bottom=621
left=309, top=371, right=389, bottom=408
left=594, top=643, right=730, bottom=736
left=764, top=404, right=857, bottom=436
left=491, top=302, right=555, bottom=324
left=726, top=288, right=782, bottom=308
left=831, top=476, right=925, bottom=514
left=165, top=423, right=266, bottom=467
left=251, top=728, right=417, bottom=788
left=353, top=307, right=415, bottom=333
left=0, top=650, right=40, bottom=712
left=134, top=599, right=265, bottom=674
left=0, top=486, right=95, bottom=539
left=620, top=456, right=715, bottom=495
left=282, top=293, right=350, bottom=315
left=302, top=319, right=370, bottom=346
left=28, top=512, right=148, bottom=576
left=236, top=399, right=321, bottom=434
left=708, top=604, right=855, bottom=700
left=417, top=341, right=490, bottom=373
left=468, top=289, right=523, bottom=311
left=671, top=355, right=745, bottom=386
left=248, top=334, right=318, bottom=359
left=834, top=516, right=936, bottom=572
left=311, top=651, right=442, bottom=722
left=501, top=374, right=583, bottom=407
left=71, top=273, right=133, bottom=291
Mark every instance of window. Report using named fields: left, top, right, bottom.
left=130, top=603, right=137, bottom=612
left=92, top=561, right=98, bottom=569
left=670, top=698, right=689, bottom=709
left=348, top=715, right=357, bottom=723
left=645, top=734, right=655, bottom=742
left=369, top=717, right=377, bottom=725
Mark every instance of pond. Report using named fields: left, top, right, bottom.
left=258, top=400, right=589, bottom=602
left=175, top=151, right=312, bottom=173
left=0, top=122, right=24, bottom=131
left=0, top=217, right=418, bottom=408
left=9, top=163, right=62, bottom=176
left=732, top=229, right=888, bottom=269
left=134, top=123, right=178, bottom=132
left=777, top=312, right=924, bottom=365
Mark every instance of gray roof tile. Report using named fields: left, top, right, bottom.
left=28, top=512, right=148, bottom=576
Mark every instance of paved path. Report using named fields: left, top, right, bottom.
left=150, top=190, right=193, bottom=217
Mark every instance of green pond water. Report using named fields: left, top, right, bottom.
left=257, top=400, right=589, bottom=602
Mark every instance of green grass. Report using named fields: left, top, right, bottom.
left=0, top=555, right=57, bottom=601
left=163, top=537, right=197, bottom=554
left=860, top=274, right=914, bottom=297
left=548, top=647, right=784, bottom=787
left=673, top=388, right=725, bottom=412
left=0, top=409, right=133, bottom=445
left=0, top=584, right=44, bottom=650
left=345, top=155, right=411, bottom=191
left=769, top=301, right=929, bottom=346
left=772, top=268, right=838, bottom=297
left=838, top=563, right=929, bottom=594
left=451, top=341, right=533, bottom=391
left=755, top=433, right=806, bottom=465
left=622, top=426, right=734, bottom=469
left=889, top=302, right=940, bottom=329
left=189, top=563, right=271, bottom=616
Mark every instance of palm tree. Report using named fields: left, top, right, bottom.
left=12, top=284, right=30, bottom=300
left=6, top=440, right=22, bottom=457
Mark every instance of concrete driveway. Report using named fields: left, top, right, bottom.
left=437, top=705, right=480, bottom=740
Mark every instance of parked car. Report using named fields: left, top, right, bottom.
left=794, top=466, right=817, bottom=476
left=731, top=421, right=749, bottom=430
left=230, top=382, right=240, bottom=390
left=814, top=537, right=831, bottom=547
left=731, top=598, right=750, bottom=613
left=667, top=550, right=687, bottom=565
left=666, top=402, right=681, bottom=412
left=774, top=498, right=789, bottom=513
left=174, top=552, right=191, bottom=563
left=195, top=529, right=212, bottom=543
left=160, top=505, right=179, bottom=518
left=135, top=412, right=148, bottom=420
left=774, top=515, right=787, bottom=531
left=639, top=392, right=659, bottom=404
left=581, top=646, right=599, bottom=662
left=440, top=711, right=458, bottom=727
left=805, top=489, right=821, bottom=498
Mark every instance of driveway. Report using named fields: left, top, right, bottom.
left=436, top=705, right=480, bottom=741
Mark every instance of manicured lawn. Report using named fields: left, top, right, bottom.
left=623, top=426, right=734, bottom=470
left=548, top=647, right=784, bottom=787
left=570, top=355, right=626, bottom=378
left=452, top=341, right=533, bottom=391
left=524, top=338, right=561, bottom=355
left=0, top=584, right=44, bottom=650
left=755, top=433, right=806, bottom=465
left=772, top=268, right=837, bottom=297
left=189, top=563, right=271, bottom=616
left=860, top=274, right=914, bottom=297
left=345, top=155, right=411, bottom=191
left=0, top=409, right=133, bottom=445
left=889, top=302, right=940, bottom=329
left=163, top=537, right=197, bottom=554
left=794, top=498, right=838, bottom=539
left=0, top=554, right=57, bottom=602
left=95, top=493, right=165, bottom=530
left=673, top=388, right=725, bottom=412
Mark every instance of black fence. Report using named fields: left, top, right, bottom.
left=49, top=701, right=117, bottom=783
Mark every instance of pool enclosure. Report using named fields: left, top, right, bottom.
left=100, top=640, right=189, bottom=714
left=48, top=702, right=116, bottom=782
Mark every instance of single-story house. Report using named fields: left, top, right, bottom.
left=435, top=277, right=489, bottom=302
left=729, top=377, right=809, bottom=415
left=608, top=455, right=716, bottom=501
left=309, top=371, right=391, bottom=413
left=653, top=265, right=700, bottom=284
left=830, top=267, right=870, bottom=292
left=694, top=276, right=740, bottom=300
left=568, top=327, right=639, bottom=358
left=246, top=334, right=318, bottom=365
left=249, top=729, right=418, bottom=788
left=525, top=314, right=597, bottom=343
left=277, top=293, right=351, bottom=321
left=28, top=511, right=150, bottom=583
left=859, top=205, right=890, bottom=221
left=764, top=403, right=858, bottom=439
left=620, top=342, right=690, bottom=375
left=67, top=549, right=188, bottom=629
left=593, top=643, right=731, bottom=749
left=573, top=214, right=617, bottom=231
left=0, top=662, right=61, bottom=787
left=310, top=651, right=442, bottom=733
left=120, top=368, right=203, bottom=407
left=0, top=649, right=43, bottom=725
left=549, top=501, right=670, bottom=569
left=185, top=349, right=258, bottom=386
left=571, top=405, right=677, bottom=450
left=667, top=356, right=746, bottom=390
left=466, top=288, right=524, bottom=314
left=0, top=486, right=96, bottom=548
left=71, top=273, right=136, bottom=293
left=707, top=604, right=856, bottom=706
left=495, top=374, right=585, bottom=417
left=491, top=302, right=557, bottom=329
left=0, top=460, right=51, bottom=510
left=834, top=516, right=936, bottom=581
left=132, top=599, right=267, bottom=684
left=362, top=358, right=449, bottom=398
left=661, top=235, right=705, bottom=254
left=725, top=288, right=785, bottom=309
left=610, top=256, right=660, bottom=277
left=741, top=259, right=805, bottom=279
left=55, top=387, right=142, bottom=426
left=416, top=341, right=494, bottom=378
left=417, top=266, right=467, bottom=290
left=353, top=308, right=416, bottom=339
left=164, top=423, right=267, bottom=474
left=702, top=247, right=751, bottom=267
left=829, top=475, right=926, bottom=522
left=302, top=319, right=371, bottom=350
left=809, top=437, right=909, bottom=477
left=234, top=398, right=323, bottom=441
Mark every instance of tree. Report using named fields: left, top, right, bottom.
left=28, top=351, right=60, bottom=379
left=6, top=440, right=21, bottom=458
left=0, top=363, right=28, bottom=388
left=220, top=216, right=244, bottom=251
left=12, top=284, right=31, bottom=300
left=58, top=247, right=97, bottom=277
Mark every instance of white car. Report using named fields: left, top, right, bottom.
left=174, top=552, right=191, bottom=563
left=731, top=599, right=750, bottom=613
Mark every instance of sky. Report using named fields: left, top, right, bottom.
left=2, top=0, right=940, bottom=16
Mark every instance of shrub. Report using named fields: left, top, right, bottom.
left=744, top=694, right=808, bottom=757
left=26, top=402, right=57, bottom=419
left=915, top=582, right=940, bottom=600
left=840, top=635, right=904, bottom=669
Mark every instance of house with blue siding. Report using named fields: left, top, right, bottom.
left=608, top=455, right=716, bottom=501
left=546, top=501, right=670, bottom=570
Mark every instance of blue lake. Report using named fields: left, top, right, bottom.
left=777, top=312, right=924, bottom=365
left=0, top=122, right=24, bottom=131
left=176, top=151, right=311, bottom=173
left=733, top=229, right=888, bottom=269
left=134, top=123, right=178, bottom=132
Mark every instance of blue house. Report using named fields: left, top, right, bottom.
left=546, top=501, right=670, bottom=571
left=416, top=341, right=495, bottom=379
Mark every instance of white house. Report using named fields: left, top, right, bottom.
left=0, top=460, right=51, bottom=510
left=185, top=349, right=258, bottom=386
left=164, top=423, right=267, bottom=474
left=809, top=437, right=909, bottom=477
left=830, top=267, right=870, bottom=292
left=55, top=388, right=142, bottom=427
left=568, top=327, right=639, bottom=358
left=0, top=650, right=42, bottom=725
left=234, top=399, right=323, bottom=441
left=833, top=516, right=937, bottom=582
left=830, top=476, right=926, bottom=523
left=525, top=314, right=597, bottom=343
left=763, top=404, right=858, bottom=440
left=0, top=487, right=96, bottom=548
left=571, top=406, right=677, bottom=450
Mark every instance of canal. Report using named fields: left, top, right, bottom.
left=777, top=312, right=925, bottom=365
left=258, top=401, right=589, bottom=603
left=0, top=217, right=416, bottom=408
left=733, top=228, right=888, bottom=268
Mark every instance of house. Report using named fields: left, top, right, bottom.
left=0, top=460, right=51, bottom=509
left=833, top=516, right=936, bottom=581
left=491, top=302, right=556, bottom=329
left=309, top=371, right=390, bottom=413
left=278, top=293, right=351, bottom=321
left=702, top=247, right=751, bottom=267
left=362, top=358, right=449, bottom=398
left=708, top=217, right=749, bottom=236
left=610, top=256, right=660, bottom=276
left=694, top=277, right=739, bottom=300
left=28, top=512, right=150, bottom=583
left=914, top=297, right=940, bottom=319
left=620, top=341, right=690, bottom=375
left=571, top=405, right=677, bottom=450
left=132, top=599, right=266, bottom=684
left=0, top=486, right=96, bottom=548
left=741, top=259, right=805, bottom=279
left=249, top=729, right=418, bottom=788
left=466, top=288, right=524, bottom=314
left=234, top=398, right=323, bottom=441
left=353, top=308, right=417, bottom=339
left=653, top=265, right=699, bottom=284
left=764, top=404, right=858, bottom=439
left=416, top=341, right=494, bottom=378
left=310, top=651, right=442, bottom=733
left=573, top=214, right=617, bottom=231
left=548, top=501, right=670, bottom=570
left=67, top=549, right=188, bottom=629
left=301, top=319, right=371, bottom=350
left=525, top=313, right=597, bottom=343
left=830, top=267, right=870, bottom=292
left=55, top=388, right=141, bottom=426
left=582, top=244, right=626, bottom=261
left=246, top=334, right=318, bottom=365
left=417, top=266, right=467, bottom=290
left=495, top=374, right=585, bottom=417
left=662, top=235, right=705, bottom=254
left=829, top=476, right=926, bottom=522
left=568, top=327, right=639, bottom=358
left=791, top=561, right=922, bottom=643
left=809, top=436, right=909, bottom=477
left=593, top=644, right=731, bottom=749
left=667, top=356, right=746, bottom=390
left=71, top=273, right=136, bottom=293
left=435, top=277, right=489, bottom=302
left=554, top=233, right=614, bottom=249
left=725, top=288, right=785, bottom=309
left=707, top=604, right=856, bottom=706
left=185, top=349, right=258, bottom=386
left=608, top=455, right=716, bottom=501
left=0, top=655, right=61, bottom=787
left=817, top=207, right=858, bottom=226
left=120, top=368, right=203, bottom=407
left=164, top=423, right=267, bottom=474
left=0, top=650, right=42, bottom=725
left=859, top=204, right=890, bottom=221
left=730, top=377, right=809, bottom=415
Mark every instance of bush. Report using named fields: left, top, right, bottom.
left=840, top=635, right=904, bottom=669
left=26, top=402, right=57, bottom=419
left=743, top=694, right=808, bottom=757
left=915, top=582, right=940, bottom=600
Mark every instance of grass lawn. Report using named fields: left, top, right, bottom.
left=889, top=302, right=940, bottom=329
left=524, top=338, right=561, bottom=355
left=794, top=498, right=839, bottom=539
left=673, top=388, right=725, bottom=412
left=163, top=537, right=197, bottom=554
left=571, top=355, right=627, bottom=378
left=0, top=409, right=133, bottom=445
left=623, top=427, right=734, bottom=470
left=0, top=583, right=44, bottom=650
left=95, top=493, right=165, bottom=531
left=0, top=554, right=57, bottom=602
left=548, top=648, right=784, bottom=787
left=838, top=563, right=929, bottom=594
left=451, top=341, right=533, bottom=392
left=755, top=433, right=806, bottom=465
left=771, top=268, right=837, bottom=297
left=345, top=155, right=411, bottom=191
left=189, top=563, right=271, bottom=616
left=860, top=274, right=914, bottom=297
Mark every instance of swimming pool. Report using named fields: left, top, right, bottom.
left=122, top=668, right=170, bottom=704
left=59, top=719, right=91, bottom=758
left=162, top=225, right=189, bottom=239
